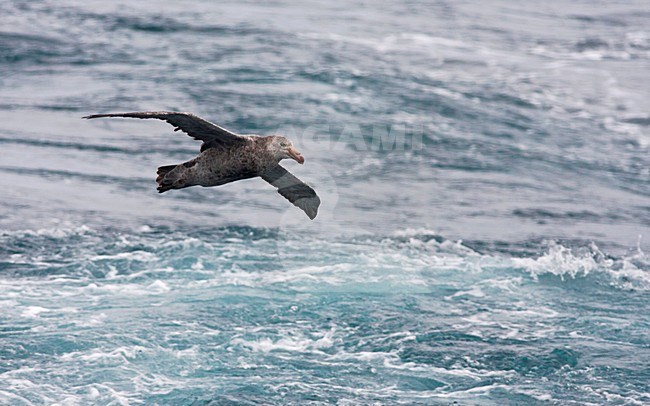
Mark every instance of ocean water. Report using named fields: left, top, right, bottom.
left=1, top=1, right=649, bottom=404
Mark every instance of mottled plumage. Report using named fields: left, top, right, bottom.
left=83, top=111, right=320, bottom=219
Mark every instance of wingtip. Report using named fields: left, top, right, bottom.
left=83, top=113, right=122, bottom=119
left=306, top=201, right=320, bottom=220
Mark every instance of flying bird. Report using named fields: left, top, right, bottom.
left=83, top=111, right=320, bottom=219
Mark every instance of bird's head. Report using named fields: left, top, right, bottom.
left=268, top=136, right=304, bottom=164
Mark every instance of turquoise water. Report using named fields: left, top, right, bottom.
left=2, top=226, right=648, bottom=404
left=1, top=0, right=649, bottom=404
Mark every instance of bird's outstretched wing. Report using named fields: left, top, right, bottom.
left=83, top=111, right=247, bottom=150
left=261, top=164, right=320, bottom=220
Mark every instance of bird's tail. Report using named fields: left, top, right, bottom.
left=156, top=164, right=181, bottom=193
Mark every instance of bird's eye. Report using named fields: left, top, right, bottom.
left=280, top=142, right=287, bottom=147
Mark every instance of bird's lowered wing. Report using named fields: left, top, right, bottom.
left=261, top=164, right=320, bottom=220
left=83, top=111, right=246, bottom=150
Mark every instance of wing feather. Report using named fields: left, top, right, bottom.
left=83, top=111, right=246, bottom=149
left=261, top=165, right=320, bottom=220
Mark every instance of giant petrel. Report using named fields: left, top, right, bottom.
left=84, top=111, right=320, bottom=219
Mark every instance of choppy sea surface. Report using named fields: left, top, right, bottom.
left=1, top=1, right=649, bottom=404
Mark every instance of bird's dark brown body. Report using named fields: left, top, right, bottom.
left=159, top=136, right=277, bottom=190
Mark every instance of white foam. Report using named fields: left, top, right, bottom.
left=21, top=306, right=50, bottom=317
left=512, top=242, right=603, bottom=280
left=514, top=388, right=554, bottom=401
left=448, top=286, right=486, bottom=299
left=0, top=389, right=34, bottom=405
left=147, top=280, right=171, bottom=293
left=171, top=345, right=199, bottom=359
left=232, top=329, right=336, bottom=354
left=60, top=345, right=149, bottom=363
left=511, top=241, right=650, bottom=289
left=1, top=225, right=92, bottom=239
left=90, top=251, right=157, bottom=262
left=82, top=280, right=170, bottom=296
left=132, top=373, right=181, bottom=396
left=74, top=313, right=107, bottom=327
left=87, top=387, right=100, bottom=399
left=410, top=383, right=511, bottom=399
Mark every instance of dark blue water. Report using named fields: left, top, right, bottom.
left=1, top=1, right=649, bottom=404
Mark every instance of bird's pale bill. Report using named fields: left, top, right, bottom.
left=287, top=146, right=304, bottom=164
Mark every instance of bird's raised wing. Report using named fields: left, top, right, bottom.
left=83, top=111, right=247, bottom=150
left=261, top=164, right=320, bottom=220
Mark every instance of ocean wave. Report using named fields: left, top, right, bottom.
left=512, top=240, right=649, bottom=289
left=1, top=225, right=647, bottom=291
left=0, top=224, right=647, bottom=404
